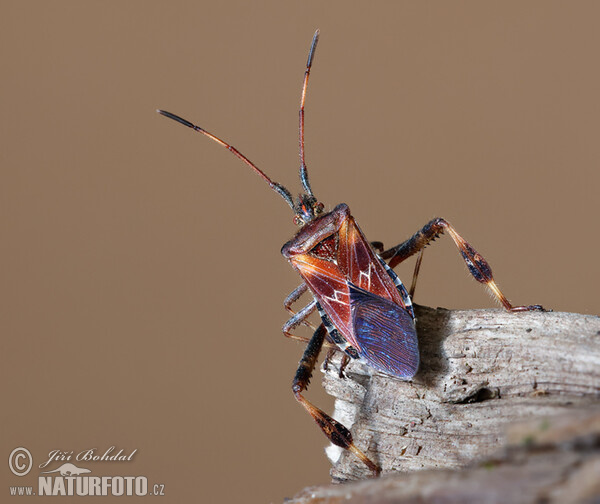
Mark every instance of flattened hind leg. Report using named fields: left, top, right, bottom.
left=379, top=218, right=544, bottom=312
left=293, top=324, right=381, bottom=475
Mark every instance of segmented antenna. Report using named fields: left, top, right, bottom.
left=156, top=109, right=295, bottom=210
left=299, top=29, right=320, bottom=198
left=158, top=31, right=321, bottom=214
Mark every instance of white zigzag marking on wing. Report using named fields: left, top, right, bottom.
left=322, top=289, right=349, bottom=306
left=358, top=263, right=373, bottom=290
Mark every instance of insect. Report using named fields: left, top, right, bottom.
left=158, top=30, right=543, bottom=475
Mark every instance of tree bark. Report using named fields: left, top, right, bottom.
left=287, top=306, right=600, bottom=503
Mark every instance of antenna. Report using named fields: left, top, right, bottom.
left=299, top=29, right=320, bottom=198
left=156, top=109, right=295, bottom=210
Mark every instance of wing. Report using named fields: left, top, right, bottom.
left=338, top=216, right=407, bottom=308
left=289, top=253, right=356, bottom=347
left=349, top=283, right=419, bottom=379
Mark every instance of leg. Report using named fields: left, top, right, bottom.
left=283, top=283, right=320, bottom=333
left=283, top=299, right=319, bottom=343
left=293, top=324, right=381, bottom=475
left=284, top=283, right=310, bottom=316
left=370, top=241, right=385, bottom=253
left=379, top=218, right=544, bottom=312
left=284, top=283, right=317, bottom=330
left=408, top=249, right=424, bottom=299
left=373, top=240, right=422, bottom=298
left=323, top=349, right=351, bottom=378
left=283, top=300, right=337, bottom=349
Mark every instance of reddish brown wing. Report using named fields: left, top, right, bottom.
left=337, top=216, right=406, bottom=308
left=289, top=253, right=358, bottom=348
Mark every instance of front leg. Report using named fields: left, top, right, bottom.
left=282, top=299, right=319, bottom=343
left=283, top=283, right=317, bottom=332
left=379, top=218, right=544, bottom=312
left=284, top=283, right=309, bottom=314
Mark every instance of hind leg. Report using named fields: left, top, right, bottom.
left=293, top=324, right=381, bottom=475
left=378, top=218, right=544, bottom=312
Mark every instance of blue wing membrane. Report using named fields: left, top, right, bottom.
left=349, top=283, right=419, bottom=379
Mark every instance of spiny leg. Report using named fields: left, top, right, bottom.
left=293, top=324, right=381, bottom=475
left=379, top=218, right=544, bottom=312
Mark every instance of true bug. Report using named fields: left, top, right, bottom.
left=158, top=30, right=543, bottom=475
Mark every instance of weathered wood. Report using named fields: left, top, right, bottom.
left=287, top=407, right=600, bottom=504
left=318, top=306, right=600, bottom=481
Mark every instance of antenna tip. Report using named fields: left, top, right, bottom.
left=307, top=29, right=320, bottom=67
left=156, top=109, right=196, bottom=129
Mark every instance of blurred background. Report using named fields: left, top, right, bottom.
left=2, top=2, right=599, bottom=503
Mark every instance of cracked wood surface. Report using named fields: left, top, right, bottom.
left=318, top=305, right=600, bottom=481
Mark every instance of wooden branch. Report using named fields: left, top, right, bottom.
left=288, top=407, right=600, bottom=503
left=320, top=306, right=600, bottom=480
left=286, top=306, right=600, bottom=502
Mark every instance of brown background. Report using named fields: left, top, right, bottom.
left=2, top=2, right=599, bottom=503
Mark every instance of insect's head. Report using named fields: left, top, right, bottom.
left=293, top=193, right=325, bottom=227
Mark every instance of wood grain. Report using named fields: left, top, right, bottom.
left=316, top=306, right=600, bottom=481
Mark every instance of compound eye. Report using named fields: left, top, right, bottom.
left=315, top=202, right=325, bottom=214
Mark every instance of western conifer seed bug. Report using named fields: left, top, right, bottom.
left=158, top=30, right=544, bottom=475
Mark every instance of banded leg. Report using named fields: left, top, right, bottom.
left=379, top=218, right=544, bottom=312
left=293, top=324, right=381, bottom=475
